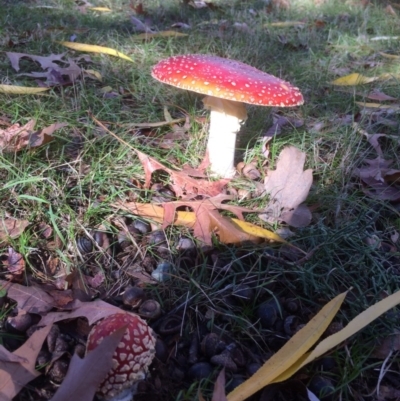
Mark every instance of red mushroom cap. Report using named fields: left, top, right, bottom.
left=151, top=54, right=304, bottom=107
left=86, top=313, right=156, bottom=400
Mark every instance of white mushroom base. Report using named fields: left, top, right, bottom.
left=203, top=97, right=247, bottom=179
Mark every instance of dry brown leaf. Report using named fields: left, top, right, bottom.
left=372, top=332, right=400, bottom=359
left=51, top=327, right=125, bottom=401
left=39, top=299, right=125, bottom=326
left=260, top=147, right=313, bottom=227
left=6, top=52, right=67, bottom=72
left=0, top=120, right=67, bottom=152
left=135, top=149, right=230, bottom=198
left=0, top=347, right=27, bottom=363
left=3, top=247, right=25, bottom=276
left=130, top=15, right=155, bottom=33
left=0, top=325, right=52, bottom=401
left=354, top=158, right=400, bottom=201
left=212, top=369, right=228, bottom=401
left=113, top=200, right=285, bottom=245
left=0, top=280, right=56, bottom=314
left=384, top=4, right=397, bottom=16
left=18, top=58, right=82, bottom=86
left=366, top=89, right=397, bottom=101
left=113, top=197, right=260, bottom=245
left=0, top=218, right=29, bottom=246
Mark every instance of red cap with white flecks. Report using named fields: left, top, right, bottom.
left=151, top=54, right=304, bottom=107
left=86, top=313, right=156, bottom=400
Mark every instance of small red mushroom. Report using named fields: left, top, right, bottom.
left=86, top=313, right=156, bottom=401
left=152, top=54, right=304, bottom=178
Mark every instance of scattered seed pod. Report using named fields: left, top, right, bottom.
left=308, top=376, right=335, bottom=400
left=142, top=255, right=156, bottom=273
left=188, top=362, right=214, bottom=380
left=236, top=162, right=246, bottom=174
left=158, top=315, right=182, bottom=335
left=6, top=313, right=35, bottom=333
left=176, top=236, right=195, bottom=251
left=122, top=287, right=145, bottom=308
left=139, top=299, right=162, bottom=320
left=170, top=364, right=185, bottom=381
left=151, top=262, right=172, bottom=282
left=37, top=349, right=52, bottom=367
left=284, top=298, right=299, bottom=313
left=53, top=335, right=69, bottom=354
left=283, top=315, right=299, bottom=336
left=74, top=343, right=86, bottom=358
left=155, top=338, right=168, bottom=362
left=117, top=232, right=132, bottom=250
left=230, top=346, right=246, bottom=368
left=246, top=362, right=261, bottom=376
left=237, top=188, right=252, bottom=200
left=242, top=163, right=261, bottom=180
left=188, top=334, right=199, bottom=364
left=47, top=325, right=60, bottom=353
left=131, top=219, right=151, bottom=235
left=148, top=230, right=167, bottom=246
left=325, top=321, right=343, bottom=336
left=257, top=300, right=280, bottom=329
left=232, top=284, right=254, bottom=302
left=317, top=357, right=337, bottom=371
left=201, top=333, right=226, bottom=359
left=76, top=236, right=93, bottom=254
left=151, top=184, right=176, bottom=202
left=48, top=358, right=69, bottom=384
left=210, top=350, right=238, bottom=372
left=226, top=374, right=245, bottom=392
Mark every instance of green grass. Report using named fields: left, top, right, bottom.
left=1, top=0, right=400, bottom=400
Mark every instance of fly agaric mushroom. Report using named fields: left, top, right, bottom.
left=86, top=313, right=156, bottom=401
left=151, top=54, right=304, bottom=178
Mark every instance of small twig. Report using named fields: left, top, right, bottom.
left=89, top=112, right=136, bottom=151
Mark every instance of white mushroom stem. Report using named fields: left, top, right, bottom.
left=203, top=96, right=248, bottom=178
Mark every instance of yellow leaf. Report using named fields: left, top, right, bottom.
left=132, top=31, right=189, bottom=40
left=355, top=102, right=400, bottom=110
left=227, top=291, right=347, bottom=401
left=111, top=202, right=285, bottom=243
left=273, top=290, right=400, bottom=383
left=99, top=86, right=114, bottom=93
left=264, top=21, right=306, bottom=27
left=331, top=73, right=378, bottom=86
left=127, top=118, right=187, bottom=128
left=380, top=52, right=400, bottom=59
left=230, top=219, right=286, bottom=243
left=84, top=69, right=103, bottom=81
left=59, top=42, right=134, bottom=63
left=0, top=85, right=49, bottom=94
left=88, top=6, right=112, bottom=11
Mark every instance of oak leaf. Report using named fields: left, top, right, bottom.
left=260, top=146, right=313, bottom=227
left=135, top=149, right=229, bottom=198
left=51, top=327, right=125, bottom=401
left=0, top=280, right=56, bottom=314
left=0, top=325, right=52, bottom=401
left=0, top=218, right=29, bottom=246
